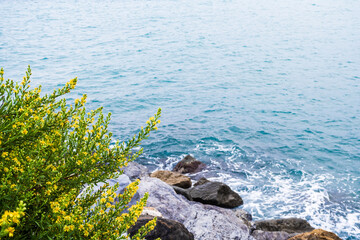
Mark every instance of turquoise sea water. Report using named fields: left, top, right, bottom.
left=1, top=0, right=359, bottom=238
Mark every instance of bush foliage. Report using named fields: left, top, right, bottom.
left=0, top=66, right=161, bottom=239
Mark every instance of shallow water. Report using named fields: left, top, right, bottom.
left=1, top=0, right=360, bottom=238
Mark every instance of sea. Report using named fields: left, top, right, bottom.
left=1, top=0, right=359, bottom=239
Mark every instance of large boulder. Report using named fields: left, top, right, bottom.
left=288, top=229, right=342, bottom=240
left=254, top=218, right=314, bottom=234
left=150, top=170, right=192, bottom=189
left=173, top=155, right=206, bottom=174
left=188, top=179, right=243, bottom=208
left=128, top=216, right=194, bottom=240
left=137, top=176, right=253, bottom=240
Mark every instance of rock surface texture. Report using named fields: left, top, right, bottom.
left=150, top=170, right=192, bottom=188
left=173, top=155, right=206, bottom=174
left=254, top=218, right=315, bottom=234
left=251, top=230, right=296, bottom=240
left=188, top=179, right=243, bottom=208
left=137, top=176, right=253, bottom=240
left=288, top=229, right=342, bottom=240
left=128, top=216, right=194, bottom=240
left=122, top=162, right=149, bottom=181
left=141, top=207, right=163, bottom=217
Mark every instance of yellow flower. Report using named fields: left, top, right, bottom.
left=4, top=167, right=9, bottom=172
left=7, top=227, right=15, bottom=237
left=53, top=206, right=60, bottom=213
left=79, top=224, right=84, bottom=230
left=64, top=225, right=71, bottom=232
left=106, top=202, right=112, bottom=208
left=84, top=230, right=89, bottom=237
left=21, top=129, right=28, bottom=135
left=76, top=160, right=82, bottom=165
left=100, top=198, right=106, bottom=204
left=64, top=215, right=71, bottom=221
left=2, top=152, right=8, bottom=157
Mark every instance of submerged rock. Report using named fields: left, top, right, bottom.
left=188, top=179, right=243, bottom=208
left=254, top=218, right=314, bottom=234
left=128, top=216, right=194, bottom=240
left=150, top=170, right=192, bottom=188
left=137, top=176, right=252, bottom=240
left=288, top=229, right=342, bottom=240
left=173, top=154, right=206, bottom=174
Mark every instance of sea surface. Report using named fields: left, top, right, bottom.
left=1, top=0, right=359, bottom=238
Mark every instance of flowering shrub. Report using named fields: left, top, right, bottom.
left=0, top=66, right=161, bottom=239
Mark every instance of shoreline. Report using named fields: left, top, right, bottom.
left=119, top=155, right=343, bottom=240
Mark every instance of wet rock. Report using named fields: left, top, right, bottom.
left=128, top=216, right=194, bottom=240
left=193, top=177, right=210, bottom=186
left=172, top=186, right=192, bottom=200
left=137, top=176, right=252, bottom=240
left=122, top=162, right=149, bottom=180
left=173, top=154, right=206, bottom=174
left=150, top=170, right=192, bottom=188
left=188, top=180, right=243, bottom=208
left=288, top=229, right=342, bottom=240
left=254, top=218, right=314, bottom=234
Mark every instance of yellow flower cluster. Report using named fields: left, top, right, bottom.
left=0, top=201, right=26, bottom=238
left=0, top=67, right=161, bottom=239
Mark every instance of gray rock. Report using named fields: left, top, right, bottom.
left=128, top=216, right=194, bottom=240
left=137, top=176, right=253, bottom=240
left=172, top=186, right=192, bottom=201
left=193, top=177, right=210, bottom=186
left=122, top=162, right=149, bottom=180
left=233, top=209, right=253, bottom=229
left=188, top=181, right=243, bottom=208
left=234, top=209, right=253, bottom=221
left=251, top=230, right=294, bottom=240
left=254, top=218, right=314, bottom=234
left=173, top=154, right=206, bottom=174
left=141, top=207, right=162, bottom=217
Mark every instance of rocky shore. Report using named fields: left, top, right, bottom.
left=113, top=155, right=342, bottom=240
